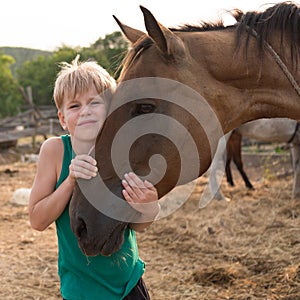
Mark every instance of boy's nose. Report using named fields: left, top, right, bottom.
left=80, top=105, right=91, bottom=115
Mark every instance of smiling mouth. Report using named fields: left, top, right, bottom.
left=77, top=120, right=97, bottom=126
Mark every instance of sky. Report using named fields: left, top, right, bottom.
left=1, top=0, right=289, bottom=51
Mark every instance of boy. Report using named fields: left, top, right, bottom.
left=29, top=56, right=159, bottom=299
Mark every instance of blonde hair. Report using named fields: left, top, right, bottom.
left=53, top=55, right=116, bottom=109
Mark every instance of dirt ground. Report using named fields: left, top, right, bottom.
left=1, top=147, right=300, bottom=300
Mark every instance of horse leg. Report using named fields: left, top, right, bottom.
left=209, top=136, right=226, bottom=201
left=230, top=130, right=254, bottom=190
left=225, top=131, right=236, bottom=187
left=225, top=157, right=234, bottom=186
left=234, top=159, right=254, bottom=189
left=209, top=170, right=225, bottom=201
left=205, top=132, right=232, bottom=202
left=290, top=143, right=300, bottom=199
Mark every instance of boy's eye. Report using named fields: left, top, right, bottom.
left=69, top=104, right=80, bottom=109
left=91, top=100, right=100, bottom=105
left=91, top=97, right=104, bottom=105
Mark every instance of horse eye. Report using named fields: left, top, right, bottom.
left=135, top=104, right=155, bottom=114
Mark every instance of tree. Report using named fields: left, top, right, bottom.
left=0, top=54, right=23, bottom=117
left=16, top=31, right=130, bottom=107
left=17, top=46, right=79, bottom=106
left=91, top=31, right=129, bottom=77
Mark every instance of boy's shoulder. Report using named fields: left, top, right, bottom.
left=40, top=136, right=64, bottom=155
left=42, top=136, right=62, bottom=146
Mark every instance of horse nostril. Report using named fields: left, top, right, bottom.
left=76, top=217, right=88, bottom=239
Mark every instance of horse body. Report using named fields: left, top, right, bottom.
left=238, top=118, right=298, bottom=142
left=208, top=118, right=300, bottom=202
left=70, top=2, right=300, bottom=256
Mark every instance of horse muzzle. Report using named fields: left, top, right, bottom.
left=73, top=214, right=127, bottom=256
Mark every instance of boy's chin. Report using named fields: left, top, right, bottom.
left=73, top=130, right=99, bottom=142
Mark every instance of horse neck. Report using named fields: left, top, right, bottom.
left=184, top=30, right=300, bottom=134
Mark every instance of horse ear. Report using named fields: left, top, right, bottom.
left=113, top=15, right=145, bottom=44
left=140, top=6, right=187, bottom=60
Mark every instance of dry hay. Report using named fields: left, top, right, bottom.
left=0, top=162, right=60, bottom=300
left=1, top=153, right=300, bottom=299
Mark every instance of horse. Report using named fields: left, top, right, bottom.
left=70, top=2, right=300, bottom=256
left=205, top=118, right=300, bottom=202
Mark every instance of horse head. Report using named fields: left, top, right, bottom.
left=69, top=6, right=219, bottom=256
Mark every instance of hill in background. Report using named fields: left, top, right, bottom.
left=0, top=46, right=52, bottom=74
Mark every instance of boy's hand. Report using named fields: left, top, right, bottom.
left=69, top=154, right=98, bottom=180
left=122, top=172, right=160, bottom=221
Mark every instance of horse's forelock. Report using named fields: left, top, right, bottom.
left=119, top=37, right=153, bottom=80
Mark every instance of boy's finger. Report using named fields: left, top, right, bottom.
left=72, top=158, right=98, bottom=172
left=75, top=154, right=97, bottom=165
left=125, top=172, right=144, bottom=188
left=144, top=180, right=156, bottom=190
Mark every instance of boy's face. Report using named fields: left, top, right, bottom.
left=58, top=85, right=107, bottom=147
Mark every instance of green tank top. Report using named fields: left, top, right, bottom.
left=55, top=135, right=145, bottom=300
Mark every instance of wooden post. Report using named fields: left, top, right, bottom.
left=26, top=86, right=37, bottom=149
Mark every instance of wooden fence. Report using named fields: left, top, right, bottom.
left=0, top=105, right=65, bottom=149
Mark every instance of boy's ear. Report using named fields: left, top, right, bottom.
left=57, top=111, right=67, bottom=130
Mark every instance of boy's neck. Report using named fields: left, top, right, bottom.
left=72, top=138, right=95, bottom=155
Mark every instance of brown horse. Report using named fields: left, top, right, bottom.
left=70, top=2, right=300, bottom=256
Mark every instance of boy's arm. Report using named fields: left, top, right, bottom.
left=121, top=172, right=160, bottom=232
left=29, top=138, right=74, bottom=231
left=29, top=138, right=97, bottom=231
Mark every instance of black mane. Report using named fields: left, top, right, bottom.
left=170, top=21, right=228, bottom=32
left=169, top=2, right=300, bottom=42
left=171, top=2, right=300, bottom=63
left=121, top=2, right=300, bottom=74
left=236, top=1, right=300, bottom=62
